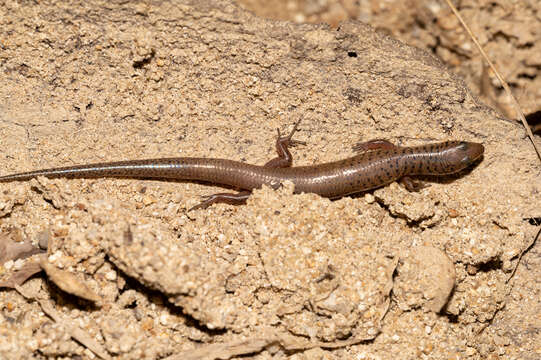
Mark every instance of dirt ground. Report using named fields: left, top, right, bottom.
left=238, top=0, right=541, bottom=123
left=0, top=0, right=540, bottom=359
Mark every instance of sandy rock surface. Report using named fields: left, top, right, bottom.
left=239, top=0, right=541, bottom=122
left=0, top=0, right=539, bottom=359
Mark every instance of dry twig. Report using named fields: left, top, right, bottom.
left=443, top=0, right=541, bottom=162
left=14, top=285, right=111, bottom=360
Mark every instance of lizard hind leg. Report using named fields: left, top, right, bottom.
left=188, top=191, right=251, bottom=212
left=189, top=121, right=305, bottom=212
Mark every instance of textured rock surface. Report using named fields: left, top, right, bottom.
left=239, top=0, right=541, bottom=121
left=0, top=0, right=539, bottom=359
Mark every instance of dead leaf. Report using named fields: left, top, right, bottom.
left=15, top=286, right=111, bottom=360
left=39, top=257, right=102, bottom=303
left=0, top=260, right=42, bottom=288
left=0, top=232, right=43, bottom=264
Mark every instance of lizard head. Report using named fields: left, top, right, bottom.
left=442, top=141, right=484, bottom=174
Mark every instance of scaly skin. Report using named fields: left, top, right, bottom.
left=0, top=122, right=484, bottom=209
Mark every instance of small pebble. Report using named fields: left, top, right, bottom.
left=13, top=259, right=25, bottom=270
left=4, top=260, right=14, bottom=271
left=105, top=270, right=117, bottom=281
left=37, top=230, right=50, bottom=250
left=364, top=193, right=375, bottom=204
left=159, top=313, right=169, bottom=326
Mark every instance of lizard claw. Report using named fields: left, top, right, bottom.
left=277, top=120, right=305, bottom=147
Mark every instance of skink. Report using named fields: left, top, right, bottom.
left=0, top=122, right=484, bottom=210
